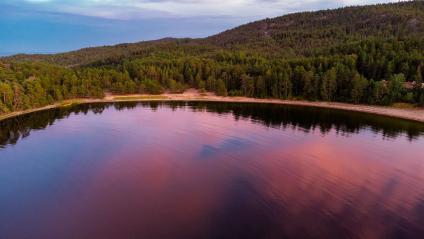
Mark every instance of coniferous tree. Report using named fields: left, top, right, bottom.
left=320, top=68, right=337, bottom=101
left=414, top=65, right=424, bottom=105
left=216, top=79, right=227, bottom=96
left=241, top=74, right=254, bottom=97
left=387, top=74, right=405, bottom=104
left=351, top=73, right=368, bottom=104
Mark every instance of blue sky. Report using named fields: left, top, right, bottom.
left=0, top=0, right=398, bottom=55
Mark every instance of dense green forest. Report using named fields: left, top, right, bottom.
left=1, top=1, right=424, bottom=114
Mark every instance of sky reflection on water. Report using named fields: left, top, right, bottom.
left=1, top=102, right=424, bottom=239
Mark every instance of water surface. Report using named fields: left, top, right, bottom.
left=1, top=102, right=424, bottom=239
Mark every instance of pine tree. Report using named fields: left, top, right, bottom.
left=413, top=65, right=423, bottom=105
left=279, top=71, right=292, bottom=99
left=255, top=77, right=267, bottom=98
left=351, top=73, right=368, bottom=104
left=216, top=79, right=227, bottom=96
left=241, top=74, right=254, bottom=97
left=387, top=74, right=405, bottom=104
left=320, top=68, right=337, bottom=101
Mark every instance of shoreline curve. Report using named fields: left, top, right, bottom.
left=1, top=92, right=424, bottom=123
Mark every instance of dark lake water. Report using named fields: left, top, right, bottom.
left=1, top=102, right=424, bottom=239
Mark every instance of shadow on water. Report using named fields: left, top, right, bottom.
left=1, top=101, right=424, bottom=148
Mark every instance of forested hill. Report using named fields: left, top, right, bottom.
left=0, top=1, right=424, bottom=115
left=205, top=1, right=424, bottom=55
left=5, top=1, right=424, bottom=66
left=4, top=38, right=195, bottom=67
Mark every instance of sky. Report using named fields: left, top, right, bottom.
left=0, top=0, right=398, bottom=55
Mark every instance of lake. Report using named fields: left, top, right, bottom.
left=1, top=102, right=424, bottom=239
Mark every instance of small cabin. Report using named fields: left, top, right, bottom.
left=406, top=81, right=424, bottom=89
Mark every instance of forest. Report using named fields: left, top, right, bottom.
left=0, top=1, right=423, bottom=114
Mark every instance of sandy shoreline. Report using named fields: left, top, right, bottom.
left=1, top=90, right=424, bottom=123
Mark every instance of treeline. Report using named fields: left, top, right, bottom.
left=0, top=63, right=102, bottom=113
left=94, top=38, right=424, bottom=105
left=1, top=38, right=423, bottom=114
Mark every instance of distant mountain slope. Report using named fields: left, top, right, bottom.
left=5, top=38, right=199, bottom=67
left=4, top=1, right=424, bottom=66
left=205, top=1, right=424, bottom=54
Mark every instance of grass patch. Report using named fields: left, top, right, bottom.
left=59, top=102, right=75, bottom=107
left=391, top=103, right=416, bottom=109
left=113, top=95, right=168, bottom=100
left=59, top=99, right=85, bottom=108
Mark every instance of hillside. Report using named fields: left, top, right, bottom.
left=5, top=1, right=424, bottom=66
left=206, top=1, right=424, bottom=53
left=0, top=1, right=423, bottom=115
